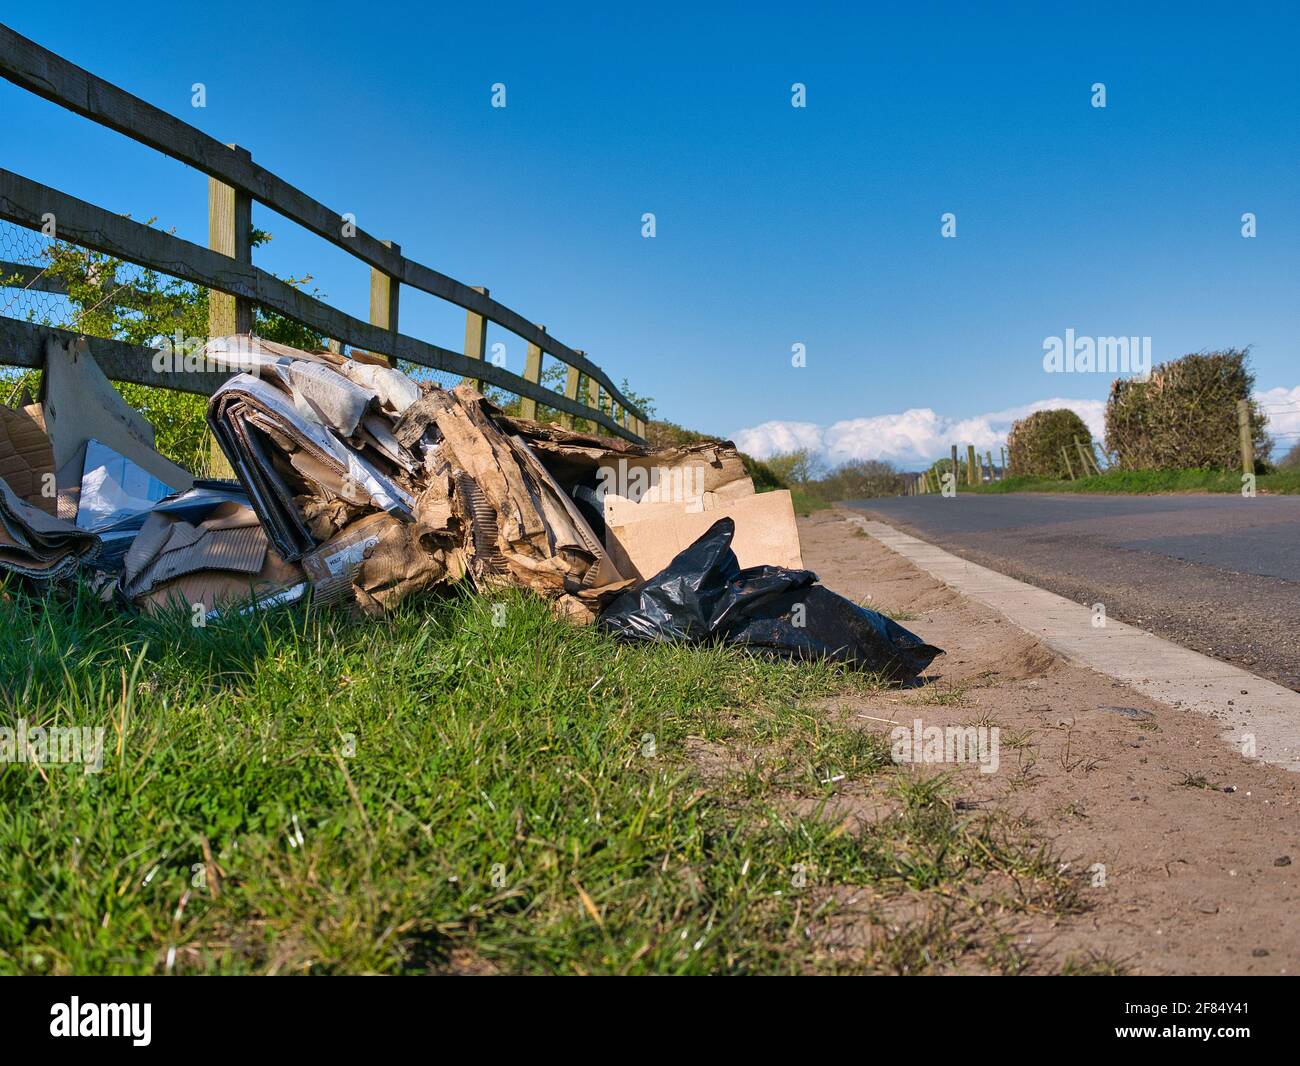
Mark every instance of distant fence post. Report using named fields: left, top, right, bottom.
left=1079, top=436, right=1103, bottom=476
left=1061, top=445, right=1076, bottom=480
left=1237, top=399, right=1255, bottom=475
left=1000, top=446, right=1007, bottom=479
left=369, top=239, right=400, bottom=367
left=966, top=445, right=977, bottom=486
left=207, top=144, right=253, bottom=337
left=461, top=285, right=489, bottom=391
left=519, top=324, right=545, bottom=420
left=561, top=364, right=581, bottom=429
left=985, top=450, right=993, bottom=483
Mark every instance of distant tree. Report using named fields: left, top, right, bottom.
left=818, top=459, right=904, bottom=499
left=764, top=449, right=825, bottom=485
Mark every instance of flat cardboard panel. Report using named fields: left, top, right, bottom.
left=42, top=336, right=193, bottom=513
left=606, top=490, right=803, bottom=581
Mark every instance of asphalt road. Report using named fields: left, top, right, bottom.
left=844, top=493, right=1300, bottom=691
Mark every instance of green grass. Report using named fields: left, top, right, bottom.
left=789, top=485, right=833, bottom=515
left=962, top=467, right=1300, bottom=495
left=0, top=580, right=1081, bottom=975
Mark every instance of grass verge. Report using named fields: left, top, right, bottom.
left=962, top=467, right=1300, bottom=495
left=2, top=579, right=1083, bottom=974
left=790, top=486, right=834, bottom=515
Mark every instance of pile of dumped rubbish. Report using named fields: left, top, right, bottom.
left=0, top=334, right=940, bottom=681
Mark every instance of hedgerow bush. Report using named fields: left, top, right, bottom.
left=1105, top=350, right=1270, bottom=471
left=1007, top=409, right=1094, bottom=478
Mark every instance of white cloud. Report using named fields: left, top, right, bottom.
left=732, top=397, right=1108, bottom=469
left=731, top=420, right=825, bottom=459
left=733, top=390, right=1300, bottom=468
left=1255, top=386, right=1300, bottom=455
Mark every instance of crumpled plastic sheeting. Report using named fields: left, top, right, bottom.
left=598, top=517, right=943, bottom=681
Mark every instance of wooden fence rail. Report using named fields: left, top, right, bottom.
left=0, top=23, right=647, bottom=441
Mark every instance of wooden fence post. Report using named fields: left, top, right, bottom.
left=519, top=324, right=544, bottom=421
left=1061, top=445, right=1076, bottom=480
left=586, top=370, right=601, bottom=429
left=206, top=143, right=252, bottom=475
left=369, top=239, right=400, bottom=367
left=461, top=285, right=489, bottom=391
left=985, top=451, right=993, bottom=483
left=208, top=144, right=253, bottom=339
left=966, top=445, right=977, bottom=486
left=1074, top=437, right=1097, bottom=478
left=1237, top=399, right=1255, bottom=475
left=1000, top=446, right=1007, bottom=479
left=561, top=365, right=581, bottom=429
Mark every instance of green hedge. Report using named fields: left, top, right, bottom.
left=1105, top=350, right=1270, bottom=471
left=1007, top=409, right=1094, bottom=478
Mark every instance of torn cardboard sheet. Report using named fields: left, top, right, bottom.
left=41, top=336, right=193, bottom=518
left=351, top=513, right=459, bottom=616
left=119, top=500, right=304, bottom=616
left=393, top=384, right=632, bottom=619
left=0, top=474, right=100, bottom=580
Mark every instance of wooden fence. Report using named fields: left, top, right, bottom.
left=0, top=23, right=647, bottom=441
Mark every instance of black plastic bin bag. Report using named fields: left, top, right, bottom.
left=598, top=517, right=942, bottom=681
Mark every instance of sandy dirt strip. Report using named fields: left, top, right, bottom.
left=797, top=509, right=1300, bottom=975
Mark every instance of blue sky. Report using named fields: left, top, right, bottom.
left=3, top=2, right=1298, bottom=466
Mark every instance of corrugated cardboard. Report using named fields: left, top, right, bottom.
left=0, top=475, right=101, bottom=579
left=121, top=502, right=268, bottom=600
left=605, top=489, right=803, bottom=581
left=136, top=548, right=304, bottom=617
left=0, top=402, right=56, bottom=514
